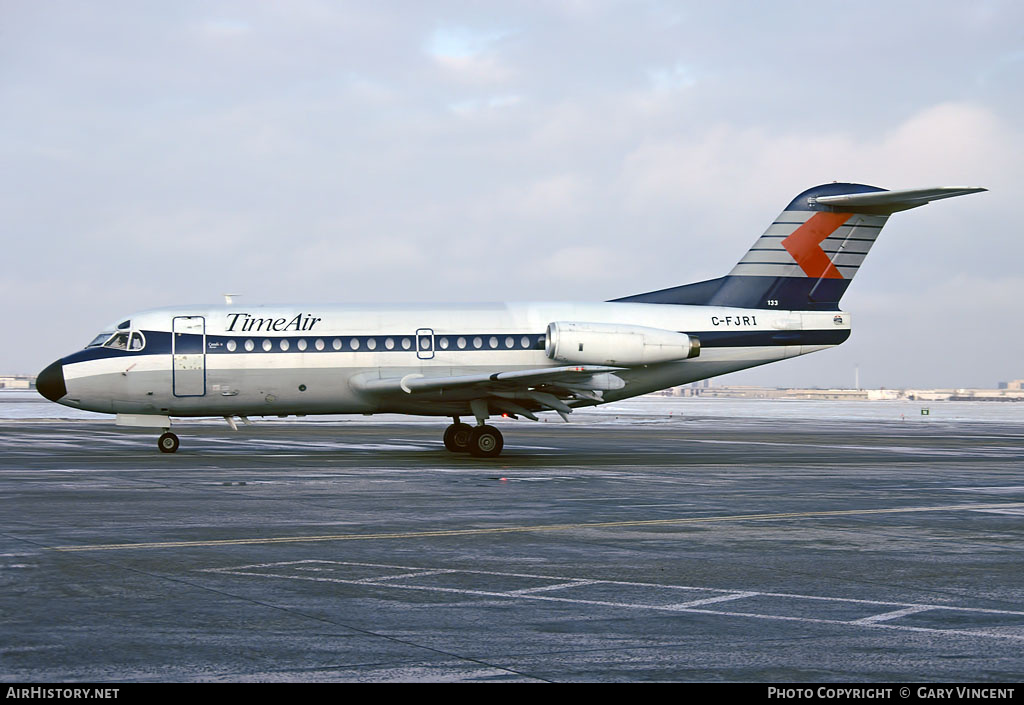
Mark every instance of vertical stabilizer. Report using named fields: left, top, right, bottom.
left=613, top=183, right=985, bottom=310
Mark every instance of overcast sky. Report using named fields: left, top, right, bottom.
left=2, top=1, right=1021, bottom=388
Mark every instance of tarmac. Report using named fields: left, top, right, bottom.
left=2, top=411, right=1024, bottom=682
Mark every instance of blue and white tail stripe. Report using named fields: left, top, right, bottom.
left=614, top=183, right=986, bottom=311
left=728, top=210, right=889, bottom=280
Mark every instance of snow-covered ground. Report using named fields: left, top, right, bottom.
left=5, top=389, right=1024, bottom=426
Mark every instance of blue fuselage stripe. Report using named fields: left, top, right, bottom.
left=60, top=327, right=849, bottom=364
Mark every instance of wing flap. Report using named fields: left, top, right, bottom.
left=351, top=365, right=626, bottom=396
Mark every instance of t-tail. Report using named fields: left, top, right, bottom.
left=614, top=183, right=986, bottom=311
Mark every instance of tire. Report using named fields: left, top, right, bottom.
left=157, top=432, right=180, bottom=454
left=443, top=423, right=473, bottom=453
left=468, top=425, right=503, bottom=458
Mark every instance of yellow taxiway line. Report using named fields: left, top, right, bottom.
left=50, top=502, right=1024, bottom=552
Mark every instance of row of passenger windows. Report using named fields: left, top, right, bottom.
left=222, top=335, right=542, bottom=353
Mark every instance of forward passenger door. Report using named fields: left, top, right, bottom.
left=172, top=316, right=206, bottom=396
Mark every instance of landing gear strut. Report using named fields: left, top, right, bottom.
left=157, top=431, right=179, bottom=454
left=443, top=418, right=503, bottom=457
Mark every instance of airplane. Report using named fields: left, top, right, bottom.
left=36, top=182, right=985, bottom=457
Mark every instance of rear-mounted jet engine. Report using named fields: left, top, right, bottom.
left=545, top=321, right=700, bottom=366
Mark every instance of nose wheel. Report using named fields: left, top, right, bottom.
left=157, top=432, right=180, bottom=454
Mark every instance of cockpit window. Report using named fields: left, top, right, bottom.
left=86, top=331, right=146, bottom=351
left=87, top=332, right=114, bottom=348
left=105, top=333, right=130, bottom=350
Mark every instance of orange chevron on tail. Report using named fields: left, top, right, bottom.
left=782, top=212, right=852, bottom=280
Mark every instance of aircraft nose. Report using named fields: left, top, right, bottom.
left=36, top=360, right=67, bottom=402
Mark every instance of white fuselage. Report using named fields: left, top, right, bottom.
left=51, top=301, right=850, bottom=419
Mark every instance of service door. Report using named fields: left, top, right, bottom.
left=172, top=316, right=207, bottom=396
left=416, top=328, right=434, bottom=360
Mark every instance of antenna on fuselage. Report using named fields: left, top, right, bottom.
left=223, top=293, right=240, bottom=305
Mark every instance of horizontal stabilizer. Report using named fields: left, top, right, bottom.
left=813, top=186, right=986, bottom=213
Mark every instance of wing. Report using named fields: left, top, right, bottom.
left=350, top=365, right=627, bottom=421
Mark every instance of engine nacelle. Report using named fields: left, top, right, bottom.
left=545, top=322, right=700, bottom=366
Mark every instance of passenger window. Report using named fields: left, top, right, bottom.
left=367, top=338, right=377, bottom=350
left=351, top=338, right=361, bottom=350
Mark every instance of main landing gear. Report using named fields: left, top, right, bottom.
left=155, top=420, right=504, bottom=456
left=443, top=419, right=503, bottom=458
left=157, top=431, right=179, bottom=454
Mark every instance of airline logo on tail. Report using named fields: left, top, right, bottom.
left=782, top=212, right=853, bottom=280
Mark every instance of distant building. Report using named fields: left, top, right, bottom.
left=0, top=376, right=32, bottom=389
left=654, top=383, right=1024, bottom=402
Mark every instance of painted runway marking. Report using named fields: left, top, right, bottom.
left=50, top=502, right=1024, bottom=552
left=353, top=569, right=453, bottom=584
left=202, top=560, right=1024, bottom=643
left=508, top=580, right=599, bottom=595
left=668, top=591, right=761, bottom=609
left=972, top=508, right=1024, bottom=516
left=851, top=605, right=936, bottom=625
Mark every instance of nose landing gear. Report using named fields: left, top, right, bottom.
left=157, top=432, right=179, bottom=454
